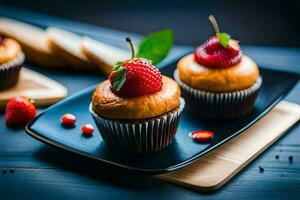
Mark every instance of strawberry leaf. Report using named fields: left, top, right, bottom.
left=217, top=33, right=231, bottom=48
left=112, top=62, right=123, bottom=72
left=136, top=29, right=173, bottom=65
left=112, top=68, right=126, bottom=91
left=111, top=63, right=126, bottom=91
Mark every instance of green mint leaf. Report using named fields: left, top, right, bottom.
left=217, top=33, right=231, bottom=48
left=136, top=29, right=173, bottom=65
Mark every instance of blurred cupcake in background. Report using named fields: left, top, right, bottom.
left=174, top=15, right=262, bottom=119
left=0, top=37, right=24, bottom=90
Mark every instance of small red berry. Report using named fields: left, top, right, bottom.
left=5, top=96, right=36, bottom=127
left=190, top=130, right=214, bottom=143
left=81, top=124, right=94, bottom=136
left=61, top=113, right=76, bottom=127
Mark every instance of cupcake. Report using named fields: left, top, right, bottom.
left=90, top=38, right=184, bottom=154
left=0, top=37, right=24, bottom=90
left=174, top=15, right=262, bottom=119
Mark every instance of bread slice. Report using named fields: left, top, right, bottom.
left=81, top=37, right=129, bottom=75
left=0, top=17, right=67, bottom=68
left=47, top=27, right=95, bottom=70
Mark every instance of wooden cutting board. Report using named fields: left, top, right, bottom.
left=155, top=101, right=300, bottom=192
left=0, top=68, right=67, bottom=110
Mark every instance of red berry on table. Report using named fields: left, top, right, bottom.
left=81, top=124, right=94, bottom=136
left=190, top=130, right=214, bottom=143
left=61, top=113, right=76, bottom=127
left=194, top=15, right=242, bottom=68
left=109, top=38, right=163, bottom=98
left=5, top=96, right=36, bottom=127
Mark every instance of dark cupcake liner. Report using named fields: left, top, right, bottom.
left=174, top=70, right=262, bottom=119
left=90, top=98, right=185, bottom=154
left=0, top=53, right=25, bottom=90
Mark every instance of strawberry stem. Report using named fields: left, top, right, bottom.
left=208, top=15, right=220, bottom=34
left=126, top=37, right=135, bottom=59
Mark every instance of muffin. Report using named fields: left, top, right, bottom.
left=0, top=37, right=25, bottom=90
left=174, top=15, right=262, bottom=119
left=90, top=38, right=184, bottom=154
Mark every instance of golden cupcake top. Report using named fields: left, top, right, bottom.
left=177, top=54, right=259, bottom=92
left=177, top=15, right=259, bottom=92
left=92, top=35, right=180, bottom=119
left=92, top=76, right=180, bottom=119
left=0, top=37, right=22, bottom=64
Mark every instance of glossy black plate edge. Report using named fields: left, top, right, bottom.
left=25, top=68, right=300, bottom=174
left=25, top=121, right=159, bottom=175
left=25, top=85, right=174, bottom=175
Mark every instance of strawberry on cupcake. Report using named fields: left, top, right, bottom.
left=90, top=32, right=185, bottom=154
left=174, top=15, right=262, bottom=119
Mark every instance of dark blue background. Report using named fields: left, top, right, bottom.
left=1, top=0, right=300, bottom=46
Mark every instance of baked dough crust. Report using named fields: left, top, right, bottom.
left=92, top=76, right=181, bottom=119
left=177, top=54, right=259, bottom=92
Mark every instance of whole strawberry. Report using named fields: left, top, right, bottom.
left=5, top=97, right=36, bottom=127
left=109, top=38, right=163, bottom=97
left=194, top=15, right=242, bottom=68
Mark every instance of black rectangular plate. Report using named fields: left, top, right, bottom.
left=26, top=60, right=299, bottom=174
left=11, top=9, right=298, bottom=174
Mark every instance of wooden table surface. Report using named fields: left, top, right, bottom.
left=1, top=4, right=300, bottom=200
